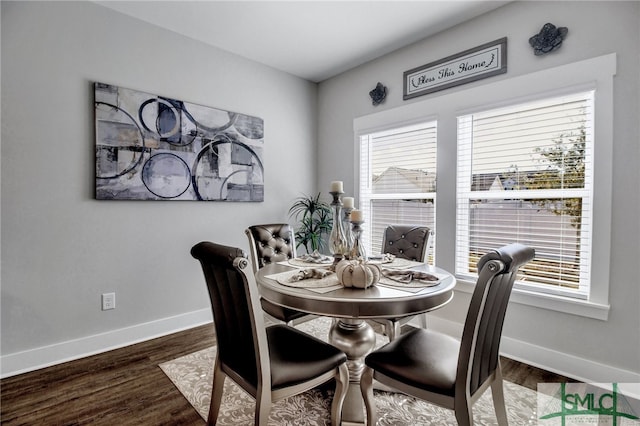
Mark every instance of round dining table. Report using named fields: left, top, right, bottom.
left=256, top=261, right=456, bottom=425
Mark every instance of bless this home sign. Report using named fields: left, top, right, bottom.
left=403, top=38, right=507, bottom=100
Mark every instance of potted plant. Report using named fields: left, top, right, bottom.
left=288, top=193, right=333, bottom=254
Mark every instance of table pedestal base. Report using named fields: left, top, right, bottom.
left=328, top=318, right=376, bottom=425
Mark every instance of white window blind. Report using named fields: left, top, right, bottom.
left=456, top=91, right=594, bottom=298
left=359, top=122, right=437, bottom=263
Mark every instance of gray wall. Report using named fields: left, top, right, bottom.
left=318, top=1, right=640, bottom=380
left=2, top=0, right=639, bottom=382
left=1, top=1, right=317, bottom=374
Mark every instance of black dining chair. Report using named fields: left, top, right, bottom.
left=360, top=243, right=535, bottom=426
left=245, top=223, right=316, bottom=326
left=371, top=225, right=432, bottom=340
left=191, top=241, right=349, bottom=426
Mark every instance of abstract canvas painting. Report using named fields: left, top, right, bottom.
left=95, top=82, right=264, bottom=201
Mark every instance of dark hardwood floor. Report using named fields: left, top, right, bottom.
left=1, top=323, right=575, bottom=425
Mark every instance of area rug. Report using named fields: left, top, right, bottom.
left=160, top=318, right=538, bottom=425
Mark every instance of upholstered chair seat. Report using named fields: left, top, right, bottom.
left=361, top=243, right=535, bottom=426
left=191, top=241, right=349, bottom=425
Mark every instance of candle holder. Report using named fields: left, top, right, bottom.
left=342, top=206, right=354, bottom=258
left=349, top=220, right=367, bottom=260
left=329, top=191, right=349, bottom=266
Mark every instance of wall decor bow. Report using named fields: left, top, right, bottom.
left=369, top=82, right=387, bottom=106
left=529, top=23, right=568, bottom=55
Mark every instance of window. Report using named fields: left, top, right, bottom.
left=456, top=91, right=594, bottom=299
left=358, top=122, right=437, bottom=263
left=354, top=54, right=615, bottom=319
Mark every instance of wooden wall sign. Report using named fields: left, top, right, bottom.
left=403, top=38, right=507, bottom=100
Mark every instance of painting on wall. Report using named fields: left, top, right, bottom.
left=95, top=82, right=264, bottom=201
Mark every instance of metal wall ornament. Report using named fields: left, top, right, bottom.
left=529, top=23, right=568, bottom=55
left=369, top=82, right=387, bottom=106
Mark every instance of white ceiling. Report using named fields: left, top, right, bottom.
left=95, top=1, right=510, bottom=82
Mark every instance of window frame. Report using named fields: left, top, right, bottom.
left=357, top=121, right=438, bottom=262
left=455, top=90, right=595, bottom=300
left=354, top=53, right=615, bottom=320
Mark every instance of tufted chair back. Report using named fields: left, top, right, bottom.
left=245, top=224, right=311, bottom=324
left=381, top=225, right=431, bottom=262
left=245, top=224, right=297, bottom=273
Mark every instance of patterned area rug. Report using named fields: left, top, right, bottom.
left=159, top=318, right=538, bottom=425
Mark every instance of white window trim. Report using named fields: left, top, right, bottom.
left=455, top=90, right=595, bottom=300
left=357, top=121, right=438, bottom=260
left=354, top=53, right=616, bottom=320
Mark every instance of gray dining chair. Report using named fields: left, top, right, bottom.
left=361, top=243, right=535, bottom=426
left=191, top=241, right=349, bottom=426
left=371, top=225, right=432, bottom=340
left=245, top=223, right=316, bottom=326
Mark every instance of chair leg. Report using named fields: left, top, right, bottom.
left=331, top=363, right=349, bottom=426
left=454, top=395, right=474, bottom=426
left=360, top=367, right=377, bottom=426
left=454, top=409, right=473, bottom=426
left=418, top=313, right=428, bottom=329
left=208, top=364, right=225, bottom=425
left=254, top=387, right=271, bottom=426
left=491, top=370, right=509, bottom=425
left=385, top=320, right=401, bottom=341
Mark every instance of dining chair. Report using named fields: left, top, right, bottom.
left=371, top=224, right=432, bottom=340
left=245, top=223, right=316, bottom=326
left=360, top=243, right=535, bottom=426
left=191, top=241, right=349, bottom=426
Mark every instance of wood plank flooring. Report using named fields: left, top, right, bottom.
left=1, top=323, right=575, bottom=425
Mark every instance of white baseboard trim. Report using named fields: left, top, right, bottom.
left=1, top=309, right=212, bottom=379
left=499, top=337, right=640, bottom=384
left=4, top=310, right=638, bottom=385
left=423, top=315, right=640, bottom=384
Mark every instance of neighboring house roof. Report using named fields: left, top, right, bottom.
left=373, top=167, right=436, bottom=192
left=471, top=172, right=535, bottom=191
left=374, top=168, right=535, bottom=192
left=471, top=173, right=504, bottom=191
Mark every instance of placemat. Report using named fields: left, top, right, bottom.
left=371, top=258, right=424, bottom=269
left=376, top=270, right=449, bottom=293
left=265, top=270, right=343, bottom=293
left=282, top=257, right=423, bottom=269
left=280, top=258, right=334, bottom=268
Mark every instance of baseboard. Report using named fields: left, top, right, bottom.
left=499, top=337, right=640, bottom=384
left=0, top=309, right=212, bottom=379
left=423, top=315, right=640, bottom=384
left=4, top=310, right=638, bottom=385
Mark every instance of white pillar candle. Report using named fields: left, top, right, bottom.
left=330, top=181, right=343, bottom=193
left=342, top=197, right=354, bottom=209
left=350, top=209, right=363, bottom=222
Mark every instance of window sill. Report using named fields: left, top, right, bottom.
left=454, top=278, right=610, bottom=321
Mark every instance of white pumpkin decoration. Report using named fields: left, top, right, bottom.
left=336, top=259, right=381, bottom=289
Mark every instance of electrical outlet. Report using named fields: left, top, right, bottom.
left=102, top=293, right=116, bottom=310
